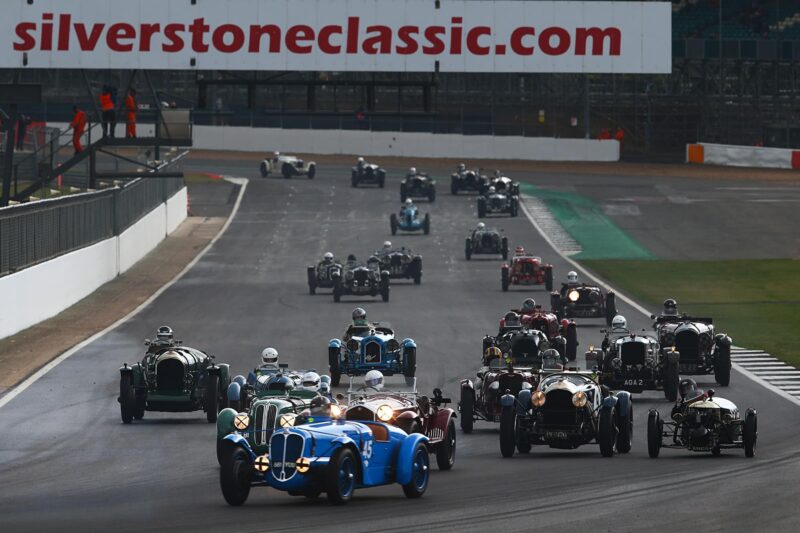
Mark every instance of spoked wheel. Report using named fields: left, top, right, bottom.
left=435, top=420, right=457, bottom=470
left=402, top=443, right=430, bottom=498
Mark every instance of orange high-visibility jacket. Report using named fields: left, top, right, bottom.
left=100, top=92, right=113, bottom=111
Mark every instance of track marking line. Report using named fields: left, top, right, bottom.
left=519, top=196, right=800, bottom=408
left=0, top=177, right=249, bottom=410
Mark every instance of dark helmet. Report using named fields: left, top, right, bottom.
left=156, top=326, right=173, bottom=342
left=663, top=299, right=678, bottom=316
left=266, top=374, right=293, bottom=392
left=504, top=312, right=521, bottom=327
left=352, top=307, right=366, bottom=321
left=310, top=396, right=332, bottom=410
left=678, top=378, right=697, bottom=400
left=347, top=254, right=357, bottom=263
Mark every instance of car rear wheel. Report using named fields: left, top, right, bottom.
left=307, top=164, right=315, bottom=179
left=500, top=406, right=516, bottom=458
left=428, top=188, right=436, bottom=202
left=326, top=448, right=357, bottom=504
left=565, top=322, right=578, bottom=362
left=451, top=179, right=458, bottom=195
left=220, top=446, right=252, bottom=506
left=260, top=162, right=268, bottom=178
left=119, top=373, right=135, bottom=424
left=351, top=171, right=358, bottom=187
left=615, top=403, right=633, bottom=454
left=307, top=266, right=317, bottom=295
left=329, top=347, right=341, bottom=387
left=423, top=214, right=430, bottom=235
left=501, top=266, right=510, bottom=292
left=477, top=199, right=486, bottom=218
left=743, top=408, right=757, bottom=458
left=134, top=393, right=146, bottom=420
left=647, top=409, right=662, bottom=458
left=403, top=347, right=416, bottom=379
left=390, top=214, right=398, bottom=236
left=206, top=373, right=220, bottom=423
left=605, top=292, right=618, bottom=326
left=715, top=343, right=731, bottom=387
left=501, top=237, right=509, bottom=260
left=459, top=387, right=474, bottom=434
left=402, top=442, right=430, bottom=498
left=435, top=420, right=457, bottom=470
left=378, top=171, right=385, bottom=188
left=597, top=406, right=617, bottom=457
left=664, top=359, right=679, bottom=402
left=465, top=238, right=472, bottom=260
left=545, top=267, right=554, bottom=292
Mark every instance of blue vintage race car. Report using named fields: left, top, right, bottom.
left=219, top=419, right=430, bottom=505
left=328, top=323, right=416, bottom=386
left=390, top=204, right=430, bottom=235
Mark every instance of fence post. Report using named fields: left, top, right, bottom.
left=112, top=185, right=120, bottom=236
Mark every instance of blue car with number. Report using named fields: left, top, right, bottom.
left=328, top=323, right=416, bottom=386
left=219, top=418, right=430, bottom=505
left=390, top=202, right=431, bottom=235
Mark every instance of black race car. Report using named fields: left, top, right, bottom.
left=465, top=226, right=508, bottom=260
left=332, top=255, right=390, bottom=302
left=451, top=165, right=487, bottom=194
left=352, top=158, right=386, bottom=187
left=551, top=283, right=617, bottom=325
left=652, top=313, right=732, bottom=386
left=477, top=188, right=518, bottom=218
left=307, top=256, right=344, bottom=294
left=375, top=246, right=423, bottom=284
left=400, top=170, right=436, bottom=202
left=482, top=174, right=520, bottom=196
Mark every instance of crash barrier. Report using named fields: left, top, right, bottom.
left=192, top=125, right=620, bottom=162
left=686, top=142, right=800, bottom=169
left=0, top=179, right=186, bottom=340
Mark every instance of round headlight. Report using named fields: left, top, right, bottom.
left=572, top=391, right=588, bottom=408
left=295, top=456, right=311, bottom=474
left=532, top=390, right=546, bottom=407
left=376, top=404, right=393, bottom=422
left=234, top=413, right=250, bottom=430
left=279, top=413, right=297, bottom=428
left=539, top=340, right=550, bottom=351
left=568, top=290, right=580, bottom=302
left=254, top=454, right=270, bottom=472
left=330, top=404, right=342, bottom=418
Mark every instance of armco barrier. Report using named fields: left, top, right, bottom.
left=193, top=125, right=620, bottom=162
left=686, top=142, right=800, bottom=169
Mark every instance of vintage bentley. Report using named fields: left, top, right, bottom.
left=465, top=226, right=508, bottom=260
left=307, top=256, right=343, bottom=295
left=329, top=323, right=416, bottom=386
left=352, top=158, right=386, bottom=187
left=332, top=255, right=390, bottom=303
left=375, top=246, right=423, bottom=284
left=477, top=187, right=519, bottom=218
left=119, top=339, right=230, bottom=424
left=451, top=166, right=487, bottom=194
left=400, top=171, right=436, bottom=202
left=551, top=283, right=617, bottom=325
left=652, top=314, right=732, bottom=386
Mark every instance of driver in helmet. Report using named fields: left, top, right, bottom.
left=265, top=373, right=293, bottom=392
left=602, top=315, right=629, bottom=351
left=662, top=298, right=679, bottom=317
left=401, top=197, right=414, bottom=213
left=299, top=371, right=321, bottom=392
left=457, top=163, right=466, bottom=173
left=357, top=156, right=365, bottom=169
left=147, top=326, right=176, bottom=353
left=344, top=307, right=371, bottom=340
left=252, top=347, right=283, bottom=380
left=273, top=151, right=281, bottom=160
left=499, top=312, right=522, bottom=335
left=345, top=254, right=358, bottom=268
left=560, top=270, right=581, bottom=296
left=483, top=346, right=503, bottom=366
left=471, top=221, right=486, bottom=239
left=407, top=167, right=417, bottom=178
left=364, top=369, right=384, bottom=391
left=380, top=240, right=393, bottom=255
left=521, top=298, right=537, bottom=313
left=514, top=245, right=526, bottom=257
left=318, top=252, right=335, bottom=268
left=671, top=378, right=703, bottom=418
left=488, top=185, right=496, bottom=195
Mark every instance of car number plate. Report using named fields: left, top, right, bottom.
left=571, top=309, right=597, bottom=317
left=546, top=431, right=569, bottom=439
left=623, top=379, right=645, bottom=387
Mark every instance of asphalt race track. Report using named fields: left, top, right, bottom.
left=1, top=159, right=799, bottom=532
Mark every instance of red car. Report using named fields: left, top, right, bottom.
left=500, top=306, right=579, bottom=361
left=501, top=248, right=554, bottom=292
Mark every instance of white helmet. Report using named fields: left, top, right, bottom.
left=383, top=241, right=392, bottom=250
left=458, top=163, right=466, bottom=171
left=611, top=315, right=627, bottom=329
left=357, top=156, right=365, bottom=163
left=364, top=370, right=384, bottom=390
left=476, top=222, right=486, bottom=230
left=409, top=167, right=416, bottom=175
left=567, top=271, right=578, bottom=283
left=352, top=307, right=367, bottom=321
left=488, top=186, right=496, bottom=194
left=301, top=371, right=321, bottom=392
left=404, top=198, right=413, bottom=206
left=273, top=151, right=280, bottom=158
left=261, top=347, right=278, bottom=364
left=323, top=252, right=334, bottom=261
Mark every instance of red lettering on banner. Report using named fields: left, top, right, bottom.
left=346, top=17, right=359, bottom=54
left=466, top=26, right=491, bottom=55
left=189, top=18, right=210, bottom=52
left=13, top=23, right=36, bottom=52
left=57, top=14, right=72, bottom=51
left=139, top=24, right=160, bottom=52
left=363, top=25, right=392, bottom=54
left=41, top=13, right=54, bottom=51
left=286, top=25, right=314, bottom=54
left=510, top=27, right=535, bottom=55
left=213, top=24, right=245, bottom=53
left=249, top=25, right=281, bottom=53
left=107, top=23, right=136, bottom=52
left=422, top=26, right=445, bottom=54
left=162, top=23, right=185, bottom=53
left=318, top=25, right=342, bottom=54
left=75, top=23, right=105, bottom=51
left=396, top=26, right=419, bottom=55
left=539, top=27, right=570, bottom=55
left=450, top=18, right=463, bottom=55
left=575, top=27, right=620, bottom=56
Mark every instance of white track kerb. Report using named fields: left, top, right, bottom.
left=0, top=177, right=249, bottom=409
left=519, top=195, right=800, bottom=408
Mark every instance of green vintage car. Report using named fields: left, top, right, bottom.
left=119, top=340, right=230, bottom=424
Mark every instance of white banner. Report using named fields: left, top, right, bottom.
left=0, top=0, right=671, bottom=73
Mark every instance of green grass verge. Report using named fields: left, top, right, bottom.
left=583, top=259, right=800, bottom=367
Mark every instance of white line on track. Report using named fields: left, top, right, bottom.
left=519, top=194, right=800, bottom=408
left=0, top=177, right=249, bottom=410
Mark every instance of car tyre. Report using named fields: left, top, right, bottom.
left=664, top=359, right=679, bottom=402
left=281, top=163, right=292, bottom=179
left=545, top=267, right=554, bottom=292
left=598, top=406, right=617, bottom=457
left=329, top=347, right=341, bottom=387
left=307, top=164, right=315, bottom=179
left=715, top=343, right=731, bottom=387
left=465, top=238, right=472, bottom=260
left=743, top=408, right=757, bottom=458
left=326, top=448, right=357, bottom=504
left=501, top=237, right=509, bottom=260
left=501, top=266, right=510, bottom=292
left=500, top=405, right=516, bottom=458
left=403, top=347, right=416, bottom=379
left=134, top=392, right=146, bottom=420
left=451, top=179, right=459, bottom=195
left=435, top=420, right=457, bottom=470
left=477, top=198, right=486, bottom=218
left=307, top=266, right=317, bottom=295
left=423, top=214, right=430, bottom=235
left=119, top=373, right=135, bottom=424
left=615, top=403, right=633, bottom=454
left=378, top=171, right=385, bottom=188
left=605, top=292, right=618, bottom=326
left=206, top=373, right=220, bottom=423
left=351, top=171, right=358, bottom=187
left=390, top=214, right=398, bottom=236
left=565, top=322, right=578, bottom=362
left=220, top=446, right=252, bottom=506
left=428, top=188, right=436, bottom=202
left=459, top=386, right=474, bottom=434
left=400, top=184, right=407, bottom=202
left=260, top=162, right=269, bottom=178
left=647, top=409, right=662, bottom=458
left=402, top=442, right=430, bottom=499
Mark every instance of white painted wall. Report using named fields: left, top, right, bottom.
left=691, top=143, right=798, bottom=169
left=0, top=187, right=187, bottom=340
left=193, top=126, right=620, bottom=162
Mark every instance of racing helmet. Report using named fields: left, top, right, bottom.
left=357, top=156, right=365, bottom=164
left=522, top=298, right=536, bottom=312
left=383, top=241, right=392, bottom=251
left=514, top=246, right=525, bottom=256
left=301, top=371, right=321, bottom=392
left=323, top=252, right=334, bottom=262
left=458, top=163, right=466, bottom=172
left=476, top=222, right=486, bottom=230
left=484, top=346, right=502, bottom=361
left=261, top=347, right=279, bottom=365
left=266, top=374, right=293, bottom=392
left=567, top=271, right=578, bottom=284
left=352, top=307, right=367, bottom=321
left=678, top=378, right=698, bottom=400
left=663, top=299, right=678, bottom=316
left=156, top=326, right=173, bottom=342
left=347, top=254, right=357, bottom=265
left=364, top=370, right=384, bottom=390
left=273, top=151, right=280, bottom=158
left=504, top=311, right=521, bottom=327
left=309, top=395, right=332, bottom=410
left=611, top=315, right=627, bottom=330
left=488, top=186, right=496, bottom=194
left=404, top=198, right=413, bottom=206
left=409, top=167, right=417, bottom=175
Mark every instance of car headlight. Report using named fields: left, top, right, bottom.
left=539, top=340, right=550, bottom=351
left=572, top=391, right=588, bottom=408
left=376, top=404, right=393, bottom=422
left=532, top=391, right=546, bottom=407
left=568, top=290, right=580, bottom=302
left=330, top=404, right=342, bottom=419
left=234, top=413, right=250, bottom=430
left=279, top=413, right=297, bottom=428
left=295, top=457, right=311, bottom=474
left=254, top=454, right=270, bottom=472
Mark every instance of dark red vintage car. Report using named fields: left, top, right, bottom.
left=343, top=378, right=457, bottom=470
left=501, top=250, right=554, bottom=292
left=499, top=305, right=579, bottom=361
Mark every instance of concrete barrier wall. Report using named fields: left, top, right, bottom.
left=193, top=125, right=620, bottom=161
left=0, top=187, right=187, bottom=340
left=687, top=142, right=800, bottom=169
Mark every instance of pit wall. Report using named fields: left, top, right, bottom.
left=0, top=187, right=187, bottom=340
left=192, top=125, right=620, bottom=161
left=687, top=143, right=800, bottom=169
